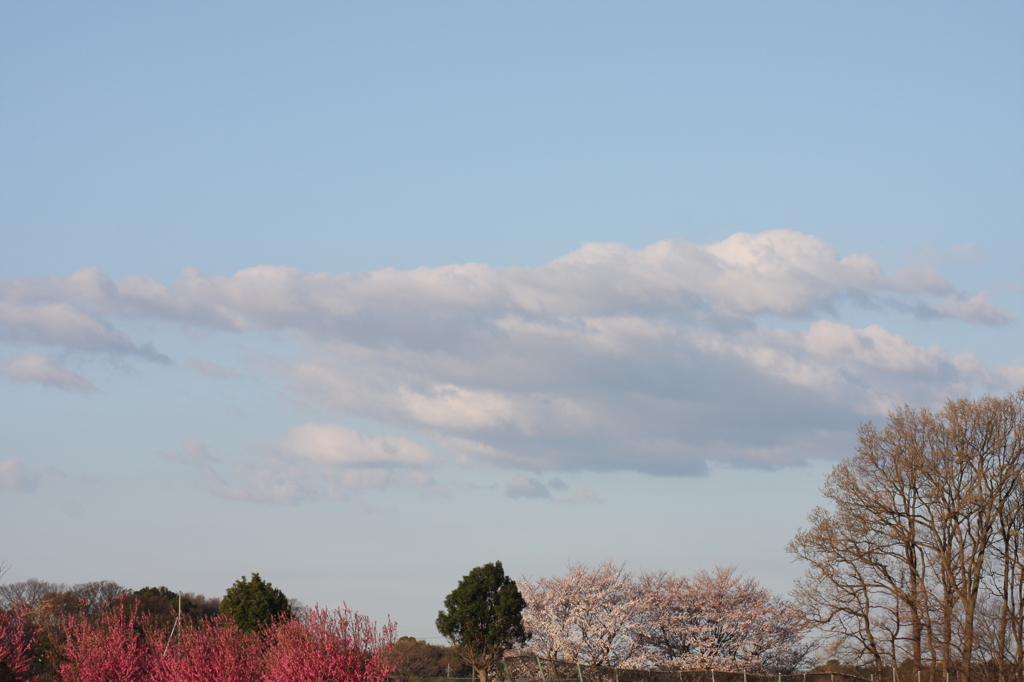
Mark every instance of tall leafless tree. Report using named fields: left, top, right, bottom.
left=788, top=389, right=1024, bottom=680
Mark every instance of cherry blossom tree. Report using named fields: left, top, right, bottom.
left=644, top=567, right=811, bottom=674
left=519, top=561, right=655, bottom=668
left=521, top=563, right=811, bottom=673
left=263, top=605, right=397, bottom=682
left=0, top=605, right=37, bottom=681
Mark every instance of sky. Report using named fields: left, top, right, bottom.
left=1, top=1, right=1022, bottom=641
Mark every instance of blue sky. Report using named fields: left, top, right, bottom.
left=1, top=1, right=1022, bottom=640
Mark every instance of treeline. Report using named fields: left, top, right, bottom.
left=788, top=390, right=1024, bottom=680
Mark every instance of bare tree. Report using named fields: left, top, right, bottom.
left=0, top=579, right=68, bottom=611
left=788, top=389, right=1024, bottom=680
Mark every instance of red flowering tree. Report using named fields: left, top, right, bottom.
left=0, top=606, right=37, bottom=682
left=154, top=616, right=265, bottom=682
left=263, top=605, right=397, bottom=682
left=58, top=603, right=156, bottom=682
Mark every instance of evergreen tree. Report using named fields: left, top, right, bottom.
left=436, top=561, right=528, bottom=682
left=220, top=573, right=290, bottom=632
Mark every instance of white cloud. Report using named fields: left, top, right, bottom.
left=399, top=384, right=521, bottom=430
left=0, top=231, right=1000, bottom=333
left=0, top=302, right=168, bottom=361
left=1, top=231, right=1018, bottom=480
left=925, top=292, right=1012, bottom=326
left=280, top=423, right=436, bottom=467
left=0, top=302, right=127, bottom=350
left=1, top=353, right=95, bottom=392
left=0, top=459, right=41, bottom=493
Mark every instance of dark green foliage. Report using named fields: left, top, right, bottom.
left=130, top=587, right=193, bottom=621
left=219, top=573, right=291, bottom=632
left=121, top=586, right=221, bottom=630
left=436, top=561, right=528, bottom=682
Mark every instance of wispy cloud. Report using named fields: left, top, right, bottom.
left=167, top=441, right=225, bottom=485
left=0, top=353, right=95, bottom=393
left=0, top=459, right=41, bottom=493
left=503, top=476, right=599, bottom=504
left=215, top=453, right=444, bottom=505
left=556, top=486, right=599, bottom=504
left=175, top=426, right=444, bottom=505
left=505, top=476, right=552, bottom=499
left=186, top=357, right=237, bottom=379
left=281, top=423, right=436, bottom=467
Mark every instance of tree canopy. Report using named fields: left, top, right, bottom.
left=436, top=561, right=528, bottom=682
left=219, top=572, right=291, bottom=633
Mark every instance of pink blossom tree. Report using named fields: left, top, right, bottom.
left=58, top=603, right=157, bottom=682
left=519, top=561, right=655, bottom=668
left=263, top=605, right=397, bottom=682
left=643, top=566, right=811, bottom=674
left=521, top=563, right=811, bottom=673
left=153, top=616, right=265, bottom=682
left=0, top=605, right=37, bottom=681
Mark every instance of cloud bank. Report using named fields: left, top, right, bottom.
left=2, top=231, right=1019, bottom=495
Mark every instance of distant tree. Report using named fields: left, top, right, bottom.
left=34, top=590, right=88, bottom=644
left=0, top=580, right=68, bottom=612
left=220, top=574, right=290, bottom=633
left=71, top=581, right=130, bottom=614
left=125, top=587, right=187, bottom=631
left=180, top=592, right=220, bottom=619
left=393, top=636, right=472, bottom=679
left=436, top=561, right=528, bottom=682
